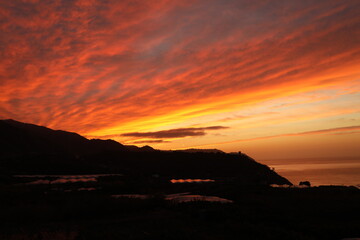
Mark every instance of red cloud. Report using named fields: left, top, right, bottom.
left=0, top=0, right=359, bottom=137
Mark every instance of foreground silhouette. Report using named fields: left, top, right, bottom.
left=0, top=181, right=359, bottom=240
left=0, top=119, right=359, bottom=239
left=0, top=119, right=290, bottom=185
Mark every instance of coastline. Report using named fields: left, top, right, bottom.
left=259, top=157, right=360, bottom=187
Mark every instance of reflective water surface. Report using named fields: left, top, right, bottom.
left=113, top=193, right=233, bottom=203
left=259, top=157, right=360, bottom=186
left=15, top=174, right=122, bottom=184
left=170, top=179, right=215, bottom=183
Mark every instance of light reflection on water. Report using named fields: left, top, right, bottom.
left=15, top=174, right=122, bottom=185
left=166, top=193, right=232, bottom=203
left=21, top=176, right=216, bottom=185
left=113, top=193, right=233, bottom=203
left=170, top=179, right=215, bottom=183
left=259, top=158, right=360, bottom=186
left=28, top=178, right=97, bottom=184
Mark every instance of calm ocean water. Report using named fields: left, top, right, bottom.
left=258, top=157, right=360, bottom=187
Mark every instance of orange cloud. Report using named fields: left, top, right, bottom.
left=0, top=0, right=359, bottom=145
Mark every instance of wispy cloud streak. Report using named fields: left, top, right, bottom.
left=187, top=125, right=360, bottom=149
left=97, top=126, right=228, bottom=139
left=0, top=0, right=359, bottom=142
left=129, top=140, right=171, bottom=144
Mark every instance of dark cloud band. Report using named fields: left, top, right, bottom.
left=122, top=126, right=228, bottom=139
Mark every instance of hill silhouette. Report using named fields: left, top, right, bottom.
left=0, top=119, right=156, bottom=155
left=0, top=119, right=291, bottom=185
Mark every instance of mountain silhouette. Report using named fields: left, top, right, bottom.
left=0, top=119, right=291, bottom=185
left=0, top=119, right=155, bottom=155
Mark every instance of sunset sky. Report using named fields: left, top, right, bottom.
left=1, top=0, right=359, bottom=159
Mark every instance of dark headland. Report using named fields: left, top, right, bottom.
left=0, top=119, right=359, bottom=239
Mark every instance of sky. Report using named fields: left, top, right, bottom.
left=0, top=0, right=359, bottom=159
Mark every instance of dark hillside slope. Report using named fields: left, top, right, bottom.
left=0, top=119, right=127, bottom=155
left=0, top=120, right=291, bottom=185
left=84, top=150, right=292, bottom=185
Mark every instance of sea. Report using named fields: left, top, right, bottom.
left=258, top=157, right=360, bottom=187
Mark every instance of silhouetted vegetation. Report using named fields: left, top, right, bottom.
left=299, top=181, right=311, bottom=187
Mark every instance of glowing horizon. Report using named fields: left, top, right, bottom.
left=1, top=0, right=359, bottom=159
